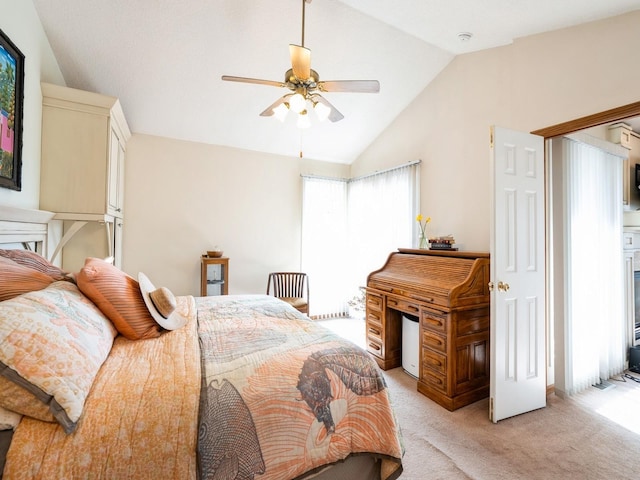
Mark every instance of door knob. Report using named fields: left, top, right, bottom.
left=497, top=281, right=510, bottom=292
left=488, top=281, right=494, bottom=292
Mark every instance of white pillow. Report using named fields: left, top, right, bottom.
left=0, top=281, right=117, bottom=433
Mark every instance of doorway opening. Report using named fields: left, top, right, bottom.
left=532, top=100, right=640, bottom=395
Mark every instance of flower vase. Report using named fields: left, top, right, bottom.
left=419, top=234, right=429, bottom=249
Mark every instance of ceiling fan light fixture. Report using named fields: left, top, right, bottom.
left=221, top=0, right=379, bottom=129
left=297, top=110, right=311, bottom=129
left=289, top=92, right=306, bottom=113
left=313, top=100, right=331, bottom=122
left=273, top=102, right=289, bottom=122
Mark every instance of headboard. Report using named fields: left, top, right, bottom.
left=0, top=205, right=55, bottom=254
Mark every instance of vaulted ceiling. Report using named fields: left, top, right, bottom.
left=32, top=0, right=640, bottom=163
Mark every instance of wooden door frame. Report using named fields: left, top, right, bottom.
left=532, top=101, right=640, bottom=138
left=532, top=100, right=639, bottom=395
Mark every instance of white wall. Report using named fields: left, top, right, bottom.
left=352, top=11, right=640, bottom=252
left=0, top=0, right=64, bottom=208
left=122, top=134, right=348, bottom=296
left=7, top=3, right=640, bottom=303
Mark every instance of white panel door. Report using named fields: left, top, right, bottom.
left=490, top=126, right=546, bottom=422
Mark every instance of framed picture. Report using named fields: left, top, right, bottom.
left=0, top=28, right=24, bottom=191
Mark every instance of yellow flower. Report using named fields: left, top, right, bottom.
left=416, top=214, right=431, bottom=238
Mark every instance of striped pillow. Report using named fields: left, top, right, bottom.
left=0, top=257, right=54, bottom=301
left=0, top=249, right=69, bottom=282
left=76, top=258, right=162, bottom=340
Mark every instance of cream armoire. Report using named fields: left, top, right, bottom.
left=39, top=83, right=131, bottom=272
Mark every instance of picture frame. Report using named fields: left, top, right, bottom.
left=0, top=28, right=25, bottom=191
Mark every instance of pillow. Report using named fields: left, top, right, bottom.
left=0, top=406, right=22, bottom=431
left=0, top=376, right=55, bottom=423
left=0, top=281, right=117, bottom=433
left=0, top=256, right=54, bottom=301
left=0, top=249, right=70, bottom=282
left=76, top=258, right=162, bottom=340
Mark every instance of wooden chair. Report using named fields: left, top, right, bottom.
left=266, top=272, right=309, bottom=315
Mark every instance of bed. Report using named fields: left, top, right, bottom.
left=0, top=206, right=403, bottom=480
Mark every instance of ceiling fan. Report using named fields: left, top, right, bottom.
left=221, top=0, right=380, bottom=127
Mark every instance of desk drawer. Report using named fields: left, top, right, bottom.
left=366, top=309, right=383, bottom=327
left=366, top=322, right=383, bottom=341
left=421, top=367, right=446, bottom=392
left=421, top=308, right=448, bottom=333
left=422, top=329, right=446, bottom=353
left=366, top=292, right=384, bottom=311
left=386, top=297, right=420, bottom=316
left=422, top=348, right=447, bottom=375
left=366, top=337, right=383, bottom=357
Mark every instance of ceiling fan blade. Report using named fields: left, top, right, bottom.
left=222, top=75, right=286, bottom=88
left=312, top=95, right=344, bottom=122
left=318, top=80, right=380, bottom=93
left=259, top=96, right=290, bottom=117
left=289, top=44, right=311, bottom=80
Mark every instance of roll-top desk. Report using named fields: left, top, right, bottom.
left=365, top=249, right=490, bottom=411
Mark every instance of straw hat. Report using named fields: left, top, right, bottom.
left=138, top=272, right=187, bottom=330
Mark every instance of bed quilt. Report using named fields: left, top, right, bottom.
left=196, top=295, right=403, bottom=480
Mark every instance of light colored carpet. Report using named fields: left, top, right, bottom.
left=318, top=317, right=640, bottom=479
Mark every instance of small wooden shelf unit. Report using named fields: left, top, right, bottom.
left=200, top=256, right=229, bottom=296
left=365, top=249, right=490, bottom=411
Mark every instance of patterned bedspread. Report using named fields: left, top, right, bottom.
left=195, top=295, right=403, bottom=480
left=3, top=295, right=402, bottom=480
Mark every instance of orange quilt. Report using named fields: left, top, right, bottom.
left=5, top=294, right=403, bottom=480
left=4, top=296, right=199, bottom=479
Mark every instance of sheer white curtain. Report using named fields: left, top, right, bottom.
left=301, top=162, right=420, bottom=318
left=561, top=133, right=626, bottom=394
left=301, top=176, right=349, bottom=318
left=346, top=163, right=420, bottom=298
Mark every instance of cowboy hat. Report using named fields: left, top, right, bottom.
left=138, top=272, right=187, bottom=330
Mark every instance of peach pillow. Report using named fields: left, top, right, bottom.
left=0, top=249, right=69, bottom=281
left=0, top=257, right=54, bottom=301
left=76, top=258, right=161, bottom=340
left=0, top=281, right=117, bottom=433
left=0, top=376, right=55, bottom=423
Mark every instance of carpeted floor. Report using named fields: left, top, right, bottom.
left=318, top=317, right=640, bottom=479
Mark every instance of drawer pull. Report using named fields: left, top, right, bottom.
left=376, top=285, right=393, bottom=292
left=388, top=299, right=398, bottom=306
left=410, top=294, right=434, bottom=303
left=367, top=313, right=381, bottom=323
left=368, top=327, right=380, bottom=336
left=368, top=343, right=381, bottom=351
left=408, top=305, right=419, bottom=313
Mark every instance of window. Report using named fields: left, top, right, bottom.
left=302, top=161, right=420, bottom=317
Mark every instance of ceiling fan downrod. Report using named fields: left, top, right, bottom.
left=301, top=0, right=312, bottom=48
